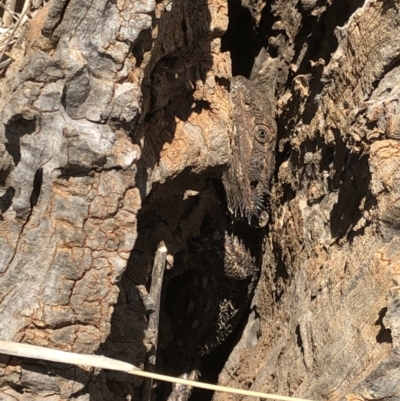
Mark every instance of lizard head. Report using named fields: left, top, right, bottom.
left=222, top=75, right=277, bottom=228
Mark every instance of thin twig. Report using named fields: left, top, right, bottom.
left=0, top=340, right=316, bottom=401
left=142, top=241, right=167, bottom=401
left=3, top=0, right=17, bottom=27
left=0, top=2, right=18, bottom=22
left=0, top=57, right=11, bottom=68
left=21, top=0, right=31, bottom=15
left=0, top=0, right=31, bottom=63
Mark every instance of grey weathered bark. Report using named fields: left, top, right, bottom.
left=0, top=0, right=399, bottom=400
left=0, top=0, right=230, bottom=399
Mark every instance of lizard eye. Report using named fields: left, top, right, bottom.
left=254, top=126, right=269, bottom=143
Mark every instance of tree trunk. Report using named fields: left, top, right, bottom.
left=0, top=0, right=399, bottom=400
left=215, top=1, right=400, bottom=400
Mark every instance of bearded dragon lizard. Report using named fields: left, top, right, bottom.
left=165, top=74, right=277, bottom=401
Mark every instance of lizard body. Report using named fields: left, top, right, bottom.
left=165, top=75, right=277, bottom=401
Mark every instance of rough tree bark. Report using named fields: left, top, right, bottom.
left=0, top=0, right=399, bottom=400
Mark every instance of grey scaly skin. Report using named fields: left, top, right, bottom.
left=166, top=75, right=277, bottom=401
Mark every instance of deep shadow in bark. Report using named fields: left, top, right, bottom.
left=375, top=307, right=393, bottom=344
left=122, top=165, right=265, bottom=400
left=190, top=308, right=259, bottom=401
left=222, top=0, right=277, bottom=77
left=294, top=0, right=366, bottom=77
left=158, top=208, right=264, bottom=400
left=4, top=115, right=36, bottom=166
left=295, top=324, right=304, bottom=353
left=0, top=187, right=15, bottom=214
left=130, top=27, right=153, bottom=70
left=330, top=153, right=372, bottom=241
left=99, top=0, right=216, bottom=398
left=273, top=248, right=289, bottom=303
left=30, top=168, right=43, bottom=208
left=221, top=1, right=258, bottom=77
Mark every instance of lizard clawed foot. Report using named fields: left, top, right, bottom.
left=167, top=370, right=200, bottom=401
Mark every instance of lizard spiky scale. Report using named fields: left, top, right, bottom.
left=223, top=232, right=254, bottom=280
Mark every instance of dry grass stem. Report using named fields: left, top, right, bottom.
left=3, top=0, right=17, bottom=27
left=0, top=0, right=32, bottom=65
left=0, top=340, right=316, bottom=401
